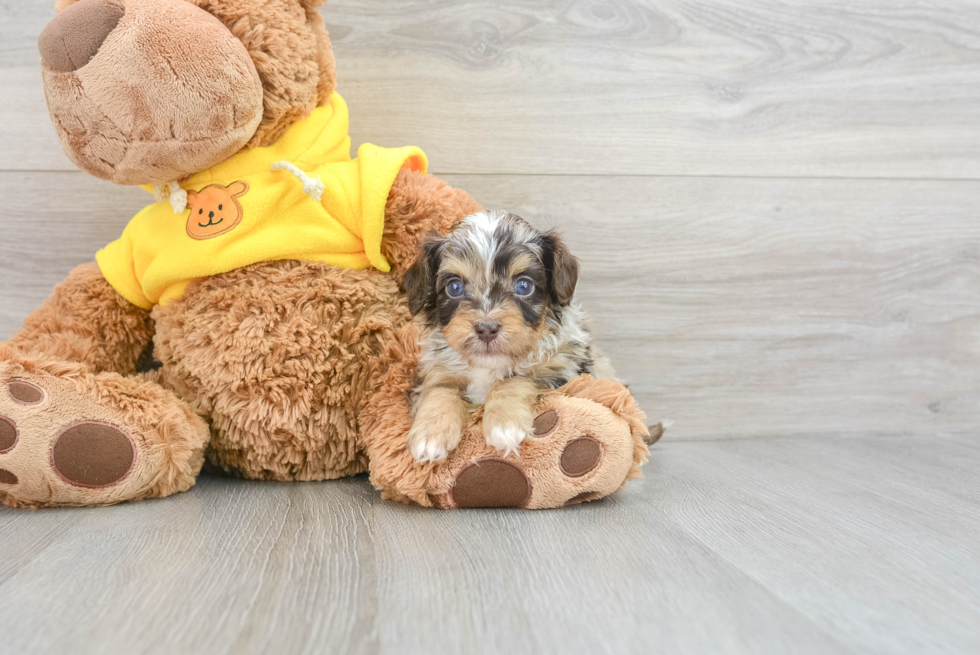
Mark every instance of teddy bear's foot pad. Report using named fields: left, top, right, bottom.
left=51, top=422, right=136, bottom=487
left=0, top=355, right=207, bottom=508
left=450, top=459, right=531, bottom=508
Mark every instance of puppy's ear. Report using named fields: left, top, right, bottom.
left=404, top=235, right=443, bottom=316
left=541, top=230, right=580, bottom=306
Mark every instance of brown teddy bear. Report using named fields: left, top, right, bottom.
left=0, top=0, right=653, bottom=509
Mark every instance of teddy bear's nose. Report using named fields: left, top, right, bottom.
left=38, top=0, right=125, bottom=72
left=209, top=211, right=215, bottom=219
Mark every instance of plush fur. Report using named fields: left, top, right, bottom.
left=153, top=261, right=402, bottom=481
left=7, top=263, right=153, bottom=375
left=185, top=0, right=337, bottom=148
left=0, top=0, right=652, bottom=509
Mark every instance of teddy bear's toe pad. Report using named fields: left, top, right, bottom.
left=532, top=410, right=559, bottom=437
left=515, top=396, right=636, bottom=508
left=560, top=436, right=602, bottom=478
left=8, top=381, right=44, bottom=405
left=450, top=459, right=531, bottom=509
left=1, top=416, right=17, bottom=452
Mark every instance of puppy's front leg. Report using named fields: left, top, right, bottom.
left=408, top=379, right=470, bottom=463
left=483, top=377, right=538, bottom=457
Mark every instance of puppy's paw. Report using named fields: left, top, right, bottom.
left=485, top=424, right=527, bottom=458
left=483, top=401, right=534, bottom=457
left=408, top=413, right=463, bottom=464
left=409, top=436, right=448, bottom=464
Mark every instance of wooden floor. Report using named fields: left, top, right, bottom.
left=2, top=1, right=979, bottom=653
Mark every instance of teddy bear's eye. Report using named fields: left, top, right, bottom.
left=218, top=204, right=223, bottom=211
left=199, top=209, right=203, bottom=214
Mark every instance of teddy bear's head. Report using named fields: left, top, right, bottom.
left=37, top=0, right=336, bottom=186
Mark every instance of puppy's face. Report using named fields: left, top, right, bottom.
left=405, top=211, right=580, bottom=369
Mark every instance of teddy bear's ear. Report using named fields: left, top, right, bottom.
left=311, top=11, right=337, bottom=107
left=55, top=0, right=81, bottom=11
left=191, top=0, right=337, bottom=148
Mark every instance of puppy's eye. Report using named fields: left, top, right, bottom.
left=514, top=278, right=534, bottom=296
left=446, top=279, right=465, bottom=298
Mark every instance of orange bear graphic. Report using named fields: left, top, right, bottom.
left=185, top=181, right=249, bottom=240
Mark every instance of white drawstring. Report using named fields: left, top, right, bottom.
left=152, top=183, right=167, bottom=204
left=154, top=162, right=322, bottom=215
left=270, top=161, right=325, bottom=201
left=153, top=180, right=188, bottom=213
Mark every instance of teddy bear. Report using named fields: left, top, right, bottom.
left=0, top=0, right=653, bottom=509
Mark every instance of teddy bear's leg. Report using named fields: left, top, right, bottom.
left=360, top=325, right=651, bottom=510
left=0, top=264, right=209, bottom=507
left=6, top=263, right=155, bottom=374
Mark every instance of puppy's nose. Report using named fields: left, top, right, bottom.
left=38, top=0, right=125, bottom=72
left=475, top=321, right=501, bottom=344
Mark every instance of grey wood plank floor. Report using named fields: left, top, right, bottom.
left=1, top=437, right=978, bottom=655
left=2, top=1, right=979, bottom=654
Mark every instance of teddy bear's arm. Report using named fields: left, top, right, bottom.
left=381, top=168, right=482, bottom=283
left=5, top=262, right=154, bottom=375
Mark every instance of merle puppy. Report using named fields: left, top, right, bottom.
left=404, top=210, right=617, bottom=463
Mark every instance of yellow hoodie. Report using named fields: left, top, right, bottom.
left=96, top=92, right=427, bottom=309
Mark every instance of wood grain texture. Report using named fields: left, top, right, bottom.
left=1, top=436, right=978, bottom=655
left=4, top=1, right=980, bottom=176
left=475, top=174, right=980, bottom=442
left=0, top=477, right=381, bottom=654
left=2, top=171, right=978, bottom=441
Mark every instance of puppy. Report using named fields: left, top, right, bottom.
left=404, top=210, right=617, bottom=463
